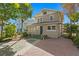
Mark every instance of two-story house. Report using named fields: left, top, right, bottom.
left=27, top=9, right=64, bottom=38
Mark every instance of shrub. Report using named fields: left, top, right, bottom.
left=65, top=24, right=78, bottom=33
left=62, top=33, right=70, bottom=38
left=4, top=23, right=16, bottom=38
left=28, top=34, right=42, bottom=39
left=22, top=32, right=28, bottom=38
left=28, top=34, right=31, bottom=37
left=42, top=35, right=48, bottom=40
left=0, top=38, right=12, bottom=42
left=73, top=34, right=79, bottom=48
left=31, top=35, right=41, bottom=39
left=26, top=34, right=48, bottom=40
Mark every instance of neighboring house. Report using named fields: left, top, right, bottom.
left=27, top=9, right=64, bottom=38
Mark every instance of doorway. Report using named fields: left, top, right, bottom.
left=40, top=26, right=43, bottom=35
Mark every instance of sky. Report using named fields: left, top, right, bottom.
left=31, top=3, right=63, bottom=16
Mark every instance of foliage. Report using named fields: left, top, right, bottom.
left=64, top=24, right=78, bottom=33
left=71, top=25, right=78, bottom=33
left=0, top=38, right=12, bottom=42
left=69, top=13, right=79, bottom=23
left=28, top=34, right=43, bottom=39
left=4, top=23, right=16, bottom=38
left=34, top=35, right=42, bottom=39
left=74, top=34, right=79, bottom=48
left=0, top=3, right=20, bottom=39
left=66, top=24, right=78, bottom=33
left=16, top=3, right=32, bottom=32
left=63, top=3, right=76, bottom=15
left=0, top=4, right=18, bottom=21
left=22, top=32, right=28, bottom=38
left=62, top=4, right=79, bottom=38
left=64, top=23, right=70, bottom=30
left=64, top=24, right=78, bottom=39
left=26, top=34, right=48, bottom=40
left=0, top=3, right=32, bottom=40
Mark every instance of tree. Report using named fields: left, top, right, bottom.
left=0, top=3, right=32, bottom=39
left=4, top=23, right=16, bottom=38
left=62, top=3, right=79, bottom=38
left=69, top=13, right=79, bottom=24
left=0, top=3, right=19, bottom=39
left=16, top=3, right=32, bottom=32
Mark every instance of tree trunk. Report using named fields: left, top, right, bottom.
left=21, top=19, right=24, bottom=33
left=69, top=20, right=72, bottom=39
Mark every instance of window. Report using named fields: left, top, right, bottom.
left=52, top=26, right=56, bottom=30
left=47, top=26, right=56, bottom=30
left=48, top=26, right=51, bottom=30
left=50, top=16, right=53, bottom=20
left=40, top=18, right=43, bottom=22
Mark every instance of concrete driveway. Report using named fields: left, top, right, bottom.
left=34, top=37, right=79, bottom=56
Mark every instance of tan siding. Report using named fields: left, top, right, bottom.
left=42, top=24, right=61, bottom=38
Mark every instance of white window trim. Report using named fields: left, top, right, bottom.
left=47, top=30, right=56, bottom=31
left=47, top=25, right=56, bottom=31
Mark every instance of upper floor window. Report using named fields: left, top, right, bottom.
left=40, top=18, right=43, bottom=22
left=43, top=11, right=47, bottom=15
left=38, top=18, right=43, bottom=23
left=50, top=16, right=53, bottom=20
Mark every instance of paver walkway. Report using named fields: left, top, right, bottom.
left=34, top=37, right=79, bottom=56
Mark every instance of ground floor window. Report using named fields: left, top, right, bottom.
left=48, top=26, right=51, bottom=30
left=47, top=26, right=56, bottom=30
left=52, top=26, right=56, bottom=30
